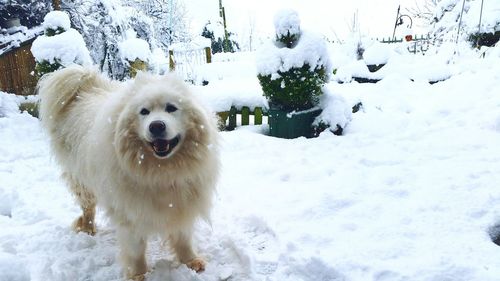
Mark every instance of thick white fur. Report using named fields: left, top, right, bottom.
left=38, top=65, right=220, bottom=279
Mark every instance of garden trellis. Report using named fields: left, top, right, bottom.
left=168, top=46, right=211, bottom=82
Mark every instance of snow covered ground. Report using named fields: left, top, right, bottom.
left=2, top=47, right=500, bottom=281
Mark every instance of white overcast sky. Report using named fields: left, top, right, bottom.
left=183, top=0, right=426, bottom=40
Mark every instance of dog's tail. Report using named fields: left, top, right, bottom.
left=38, top=65, right=104, bottom=130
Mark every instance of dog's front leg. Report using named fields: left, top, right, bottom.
left=170, top=230, right=206, bottom=272
left=117, top=227, right=147, bottom=280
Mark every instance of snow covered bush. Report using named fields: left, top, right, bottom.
left=256, top=9, right=331, bottom=111
left=31, top=11, right=92, bottom=77
left=363, top=42, right=397, bottom=72
left=313, top=90, right=352, bottom=136
left=201, top=20, right=240, bottom=53
left=119, top=30, right=151, bottom=78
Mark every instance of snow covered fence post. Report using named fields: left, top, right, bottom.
left=256, top=9, right=331, bottom=139
left=31, top=11, right=92, bottom=78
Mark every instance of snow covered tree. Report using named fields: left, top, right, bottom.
left=61, top=0, right=127, bottom=80
left=31, top=11, right=92, bottom=77
left=60, top=0, right=190, bottom=80
left=405, top=0, right=438, bottom=29
left=256, top=9, right=331, bottom=112
left=201, top=20, right=239, bottom=53
left=430, top=0, right=500, bottom=46
left=0, top=0, right=51, bottom=28
left=124, top=0, right=191, bottom=48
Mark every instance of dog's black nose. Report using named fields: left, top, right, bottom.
left=149, top=121, right=166, bottom=136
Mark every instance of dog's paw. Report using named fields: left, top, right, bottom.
left=186, top=257, right=206, bottom=273
left=72, top=215, right=96, bottom=236
left=129, top=273, right=145, bottom=281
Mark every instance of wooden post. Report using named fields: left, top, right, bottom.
left=52, top=0, right=60, bottom=10
left=216, top=111, right=229, bottom=130
left=219, top=0, right=230, bottom=52
left=254, top=107, right=263, bottom=125
left=241, top=106, right=250, bottom=126
left=129, top=59, right=147, bottom=78
left=227, top=106, right=237, bottom=130
left=168, top=50, right=175, bottom=71
left=205, top=47, right=212, bottom=64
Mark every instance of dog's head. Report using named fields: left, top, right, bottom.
left=114, top=72, right=217, bottom=174
left=133, top=87, right=184, bottom=159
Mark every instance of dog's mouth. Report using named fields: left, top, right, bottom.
left=149, top=135, right=181, bottom=158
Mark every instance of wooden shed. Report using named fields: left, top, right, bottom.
left=0, top=37, right=38, bottom=96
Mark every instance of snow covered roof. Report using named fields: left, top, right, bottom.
left=0, top=26, right=43, bottom=56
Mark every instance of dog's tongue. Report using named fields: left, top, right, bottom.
left=152, top=139, right=169, bottom=153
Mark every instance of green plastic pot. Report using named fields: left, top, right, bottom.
left=268, top=108, right=322, bottom=139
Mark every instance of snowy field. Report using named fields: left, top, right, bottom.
left=2, top=47, right=500, bottom=281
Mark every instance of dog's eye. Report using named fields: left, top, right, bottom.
left=140, top=108, right=150, bottom=115
left=166, top=104, right=178, bottom=113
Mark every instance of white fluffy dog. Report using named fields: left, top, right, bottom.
left=38, top=65, right=220, bottom=279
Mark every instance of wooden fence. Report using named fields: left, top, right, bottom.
left=217, top=106, right=267, bottom=130
left=0, top=38, right=38, bottom=96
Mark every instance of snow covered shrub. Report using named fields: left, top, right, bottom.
left=468, top=31, right=500, bottom=47
left=363, top=42, right=395, bottom=72
left=313, top=90, right=353, bottom=136
left=201, top=20, right=239, bottom=53
left=256, top=10, right=336, bottom=139
left=31, top=11, right=92, bottom=77
left=258, top=63, right=327, bottom=111
left=256, top=9, right=331, bottom=111
left=119, top=30, right=151, bottom=78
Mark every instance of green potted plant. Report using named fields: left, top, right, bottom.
left=257, top=9, right=331, bottom=139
